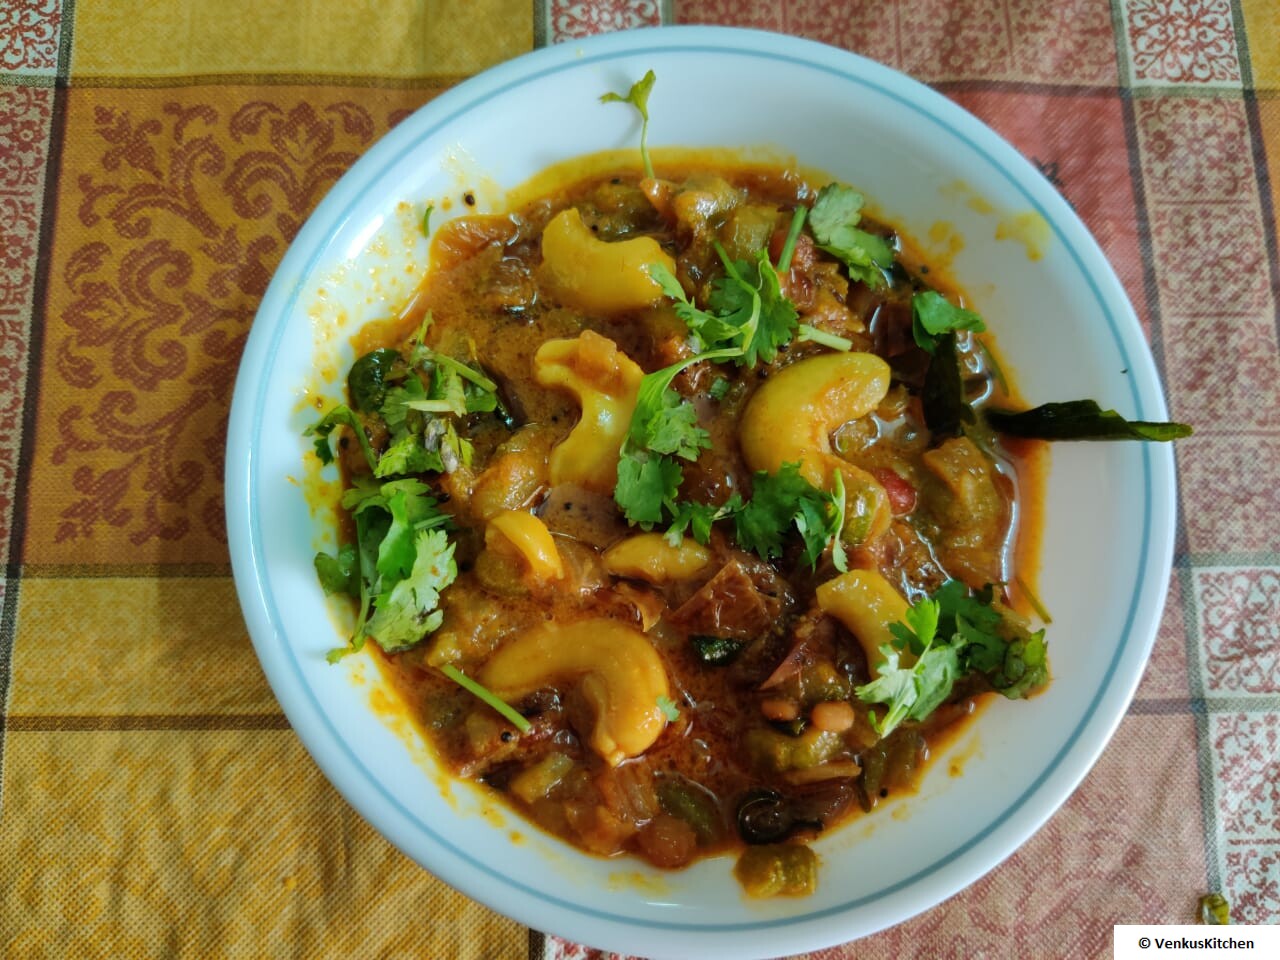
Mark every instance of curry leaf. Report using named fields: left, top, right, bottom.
left=921, top=332, right=975, bottom=439
left=985, top=400, right=1192, bottom=441
left=690, top=635, right=745, bottom=666
left=348, top=348, right=402, bottom=412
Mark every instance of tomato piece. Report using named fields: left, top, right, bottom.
left=870, top=467, right=917, bottom=515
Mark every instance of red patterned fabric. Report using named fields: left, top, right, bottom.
left=2, top=2, right=1276, bottom=957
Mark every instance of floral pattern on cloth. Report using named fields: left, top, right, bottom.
left=548, top=0, right=663, bottom=42
left=1124, top=0, right=1242, bottom=85
left=0, top=0, right=61, bottom=75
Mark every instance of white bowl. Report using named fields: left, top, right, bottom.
left=226, top=25, right=1177, bottom=960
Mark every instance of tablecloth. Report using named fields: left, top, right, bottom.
left=1, top=1, right=1276, bottom=957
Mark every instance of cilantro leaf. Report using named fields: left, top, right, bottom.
left=649, top=261, right=752, bottom=355
left=797, top=324, right=853, bottom=352
left=809, top=183, right=894, bottom=288
left=956, top=614, right=1048, bottom=699
left=314, top=543, right=358, bottom=597
left=827, top=471, right=850, bottom=574
left=644, top=389, right=709, bottom=460
left=897, top=598, right=942, bottom=656
left=375, top=433, right=445, bottom=477
left=439, top=419, right=473, bottom=472
left=414, top=347, right=498, bottom=395
left=336, top=479, right=453, bottom=590
left=463, top=378, right=499, bottom=414
left=305, top=404, right=376, bottom=472
left=792, top=492, right=838, bottom=570
left=326, top=503, right=391, bottom=661
left=854, top=645, right=917, bottom=736
left=911, top=291, right=986, bottom=354
left=809, top=182, right=865, bottom=242
left=334, top=338, right=500, bottom=485
left=938, top=580, right=1051, bottom=700
left=628, top=234, right=825, bottom=551
left=615, top=347, right=740, bottom=528
left=440, top=664, right=532, bottom=733
left=324, top=478, right=453, bottom=661
left=746, top=251, right=800, bottom=366
left=935, top=579, right=1002, bottom=635
left=985, top=400, right=1193, bottom=442
left=365, top=528, right=457, bottom=653
left=600, top=69, right=657, bottom=179
left=700, top=257, right=760, bottom=355
left=775, top=206, right=807, bottom=273
left=733, top=463, right=836, bottom=566
left=376, top=488, right=426, bottom=582
left=342, top=476, right=424, bottom=514
left=627, top=352, right=727, bottom=455
left=373, top=352, right=493, bottom=477
left=381, top=378, right=427, bottom=434
left=909, top=645, right=964, bottom=721
left=650, top=247, right=798, bottom=369
left=974, top=627, right=1049, bottom=700
left=401, top=333, right=501, bottom=422
left=665, top=500, right=724, bottom=547
left=657, top=695, right=681, bottom=722
left=403, top=367, right=467, bottom=417
left=648, top=260, right=688, bottom=303
left=706, top=247, right=798, bottom=367
left=378, top=377, right=453, bottom=476
left=860, top=580, right=1051, bottom=729
left=856, top=598, right=961, bottom=737
left=341, top=477, right=449, bottom=527
left=615, top=450, right=684, bottom=527
left=431, top=365, right=468, bottom=417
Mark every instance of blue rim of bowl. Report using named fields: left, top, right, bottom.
left=230, top=25, right=1174, bottom=944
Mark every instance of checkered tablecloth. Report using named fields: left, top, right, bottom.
left=1, top=2, right=1276, bottom=957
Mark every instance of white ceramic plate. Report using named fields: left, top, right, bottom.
left=226, top=26, right=1177, bottom=960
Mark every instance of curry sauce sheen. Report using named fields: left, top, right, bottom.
left=315, top=159, right=1049, bottom=895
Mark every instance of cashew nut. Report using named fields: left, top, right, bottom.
left=815, top=568, right=911, bottom=677
left=479, top=618, right=672, bottom=766
left=739, top=352, right=893, bottom=544
left=602, top=533, right=712, bottom=584
left=485, top=510, right=564, bottom=582
left=539, top=208, right=677, bottom=315
left=534, top=330, right=643, bottom=493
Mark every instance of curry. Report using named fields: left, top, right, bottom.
left=308, top=158, right=1054, bottom=897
